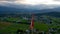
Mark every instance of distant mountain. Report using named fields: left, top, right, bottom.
left=0, top=6, right=36, bottom=14
left=0, top=6, right=50, bottom=14
left=0, top=5, right=60, bottom=14
left=0, top=6, right=26, bottom=14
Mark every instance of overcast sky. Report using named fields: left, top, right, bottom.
left=0, top=0, right=60, bottom=5
left=0, top=0, right=60, bottom=10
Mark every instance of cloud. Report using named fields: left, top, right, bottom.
left=0, top=0, right=60, bottom=5
left=0, top=0, right=16, bottom=1
left=0, top=0, right=23, bottom=1
left=0, top=0, right=60, bottom=10
left=54, top=0, right=60, bottom=1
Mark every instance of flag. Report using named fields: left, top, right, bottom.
left=30, top=14, right=34, bottom=30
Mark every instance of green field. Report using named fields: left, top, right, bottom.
left=0, top=16, right=60, bottom=34
left=0, top=22, right=60, bottom=34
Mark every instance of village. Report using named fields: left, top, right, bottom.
left=0, top=14, right=60, bottom=34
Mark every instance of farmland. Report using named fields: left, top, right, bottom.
left=0, top=15, right=60, bottom=34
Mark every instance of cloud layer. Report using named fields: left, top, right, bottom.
left=0, top=0, right=17, bottom=1
left=54, top=0, right=60, bottom=1
left=0, top=0, right=60, bottom=10
left=0, top=0, right=60, bottom=5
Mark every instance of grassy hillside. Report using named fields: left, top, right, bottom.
left=0, top=22, right=60, bottom=34
left=0, top=22, right=29, bottom=34
left=0, top=16, right=60, bottom=34
left=0, top=22, right=49, bottom=34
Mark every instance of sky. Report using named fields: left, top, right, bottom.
left=0, top=0, right=60, bottom=5
left=14, top=0, right=60, bottom=5
left=0, top=0, right=60, bottom=9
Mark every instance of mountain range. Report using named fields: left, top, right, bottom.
left=0, top=5, right=60, bottom=17
left=0, top=5, right=60, bottom=14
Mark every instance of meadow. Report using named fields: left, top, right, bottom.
left=0, top=16, right=60, bottom=34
